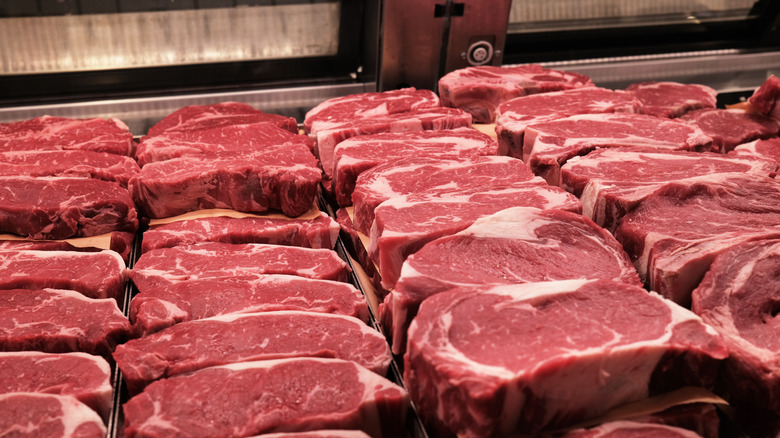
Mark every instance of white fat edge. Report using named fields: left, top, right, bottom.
left=58, top=394, right=107, bottom=436
left=732, top=139, right=759, bottom=154
left=455, top=207, right=546, bottom=240
left=108, top=117, right=131, bottom=132
left=0, top=352, right=112, bottom=383
left=354, top=102, right=389, bottom=119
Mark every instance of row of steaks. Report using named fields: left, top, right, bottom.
left=321, top=67, right=780, bottom=437
left=0, top=103, right=420, bottom=437
left=0, top=63, right=779, bottom=437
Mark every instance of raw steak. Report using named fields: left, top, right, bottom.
left=130, top=147, right=321, bottom=218
left=368, top=182, right=581, bottom=289
left=405, top=279, right=728, bottom=437
left=130, top=242, right=349, bottom=291
left=352, top=155, right=537, bottom=235
left=0, top=176, right=138, bottom=240
left=141, top=212, right=339, bottom=252
left=525, top=113, right=714, bottom=185
left=254, top=431, right=371, bottom=438
left=332, top=128, right=498, bottom=206
left=122, top=358, right=409, bottom=438
left=625, top=81, right=717, bottom=118
left=0, top=230, right=135, bottom=263
left=0, top=249, right=125, bottom=300
left=0, top=288, right=130, bottom=356
left=691, top=239, right=780, bottom=415
left=129, top=274, right=368, bottom=336
left=115, top=311, right=390, bottom=392
left=495, top=87, right=642, bottom=159
left=680, top=108, right=779, bottom=152
left=0, top=150, right=140, bottom=187
left=303, top=87, right=439, bottom=135
left=0, top=115, right=134, bottom=156
left=561, top=149, right=778, bottom=231
left=438, top=64, right=594, bottom=123
left=315, top=107, right=472, bottom=181
left=731, top=137, right=780, bottom=168
left=136, top=123, right=312, bottom=167
left=748, top=74, right=780, bottom=119
left=560, top=420, right=703, bottom=438
left=0, top=392, right=106, bottom=438
left=0, top=351, right=112, bottom=421
left=615, top=173, right=780, bottom=306
left=384, top=207, right=642, bottom=354
left=146, top=102, right=298, bottom=137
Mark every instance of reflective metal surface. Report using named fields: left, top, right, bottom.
left=0, top=3, right=340, bottom=75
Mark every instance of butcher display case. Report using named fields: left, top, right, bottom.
left=1, top=0, right=780, bottom=437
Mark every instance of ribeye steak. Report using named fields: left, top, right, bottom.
left=561, top=149, right=778, bottom=231
left=0, top=288, right=130, bottom=356
left=438, top=64, right=594, bottom=123
left=332, top=128, right=497, bottom=206
left=129, top=274, right=367, bottom=336
left=525, top=113, right=713, bottom=185
left=0, top=249, right=126, bottom=300
left=0, top=176, right=138, bottom=240
left=495, top=87, right=641, bottom=159
left=122, top=358, right=408, bottom=438
left=692, top=238, right=780, bottom=415
left=141, top=212, right=339, bottom=253
left=385, top=206, right=641, bottom=354
left=625, top=81, right=717, bottom=118
left=115, top=311, right=390, bottom=392
left=405, top=279, right=728, bottom=437
left=0, top=150, right=140, bottom=187
left=615, top=173, right=780, bottom=306
left=0, top=115, right=133, bottom=156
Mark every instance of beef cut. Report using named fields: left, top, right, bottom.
left=122, top=358, right=409, bottom=438
left=368, top=182, right=581, bottom=289
left=438, top=64, right=594, bottom=123
left=130, top=243, right=349, bottom=291
left=524, top=113, right=713, bottom=185
left=145, top=102, right=298, bottom=137
left=615, top=173, right=780, bottom=306
left=680, top=108, right=779, bottom=152
left=731, top=137, right=780, bottom=168
left=561, top=149, right=778, bottom=231
left=691, top=238, right=780, bottom=415
left=303, top=87, right=440, bottom=135
left=115, top=311, right=390, bottom=392
left=0, top=392, right=107, bottom=438
left=130, top=147, right=321, bottom=218
left=0, top=115, right=134, bottom=156
left=0, top=176, right=138, bottom=240
left=0, top=351, right=112, bottom=421
left=405, top=279, right=728, bottom=437
left=625, top=81, right=717, bottom=118
left=560, top=420, right=703, bottom=438
left=141, top=211, right=340, bottom=252
left=332, top=128, right=498, bottom=206
left=352, top=155, right=537, bottom=235
left=136, top=123, right=313, bottom=167
left=0, top=150, right=140, bottom=187
left=495, top=87, right=642, bottom=159
left=384, top=207, right=642, bottom=354
left=314, top=107, right=472, bottom=182
left=129, top=274, right=368, bottom=336
left=0, top=249, right=126, bottom=300
left=748, top=74, right=780, bottom=119
left=0, top=288, right=130, bottom=356
left=0, top=230, right=135, bottom=263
